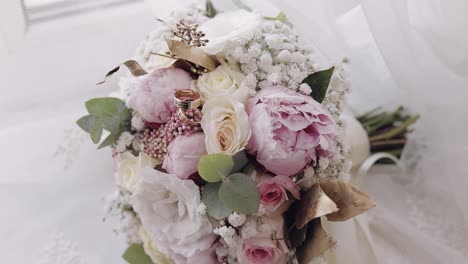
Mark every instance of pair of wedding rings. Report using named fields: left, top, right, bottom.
left=173, top=89, right=201, bottom=123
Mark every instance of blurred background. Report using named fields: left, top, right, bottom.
left=1, top=0, right=467, bottom=263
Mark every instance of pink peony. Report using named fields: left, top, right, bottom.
left=162, top=133, right=206, bottom=180
left=246, top=86, right=339, bottom=176
left=256, top=173, right=300, bottom=216
left=128, top=68, right=192, bottom=123
left=238, top=216, right=288, bottom=264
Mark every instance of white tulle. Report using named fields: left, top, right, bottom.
left=264, top=0, right=468, bottom=263
left=1, top=0, right=467, bottom=263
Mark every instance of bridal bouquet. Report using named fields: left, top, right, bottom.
left=77, top=2, right=374, bottom=264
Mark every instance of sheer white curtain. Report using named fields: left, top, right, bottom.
left=0, top=2, right=155, bottom=263
left=1, top=0, right=467, bottom=263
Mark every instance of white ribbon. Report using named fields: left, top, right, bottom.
left=354, top=152, right=404, bottom=188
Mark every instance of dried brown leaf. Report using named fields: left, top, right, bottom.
left=288, top=223, right=308, bottom=248
left=320, top=178, right=375, bottom=221
left=295, top=184, right=339, bottom=229
left=296, top=218, right=335, bottom=264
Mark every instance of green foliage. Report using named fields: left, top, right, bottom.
left=205, top=0, right=218, bottom=18
left=76, top=97, right=131, bottom=149
left=231, top=151, right=249, bottom=173
left=219, top=173, right=260, bottom=214
left=202, top=182, right=232, bottom=219
left=264, top=12, right=287, bottom=23
left=198, top=154, right=260, bottom=218
left=122, top=244, right=153, bottom=264
left=301, top=67, right=335, bottom=103
left=197, top=154, right=234, bottom=182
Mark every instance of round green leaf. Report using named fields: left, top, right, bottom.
left=231, top=151, right=249, bottom=173
left=198, top=154, right=234, bottom=183
left=202, top=182, right=232, bottom=219
left=122, top=244, right=152, bottom=264
left=219, top=173, right=260, bottom=214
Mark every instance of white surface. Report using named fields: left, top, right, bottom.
left=1, top=0, right=467, bottom=263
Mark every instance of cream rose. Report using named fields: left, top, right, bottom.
left=115, top=152, right=160, bottom=193
left=201, top=98, right=251, bottom=155
left=196, top=65, right=249, bottom=103
left=139, top=227, right=174, bottom=264
left=131, top=168, right=215, bottom=258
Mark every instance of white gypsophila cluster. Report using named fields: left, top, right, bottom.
left=197, top=203, right=207, bottom=215
left=222, top=20, right=319, bottom=93
left=214, top=225, right=241, bottom=264
left=119, top=210, right=142, bottom=244
left=322, top=59, right=351, bottom=122
left=115, top=132, right=135, bottom=153
left=313, top=60, right=353, bottom=180
left=103, top=190, right=142, bottom=244
left=228, top=212, right=247, bottom=227
left=131, top=114, right=145, bottom=131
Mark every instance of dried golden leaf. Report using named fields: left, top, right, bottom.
left=296, top=218, right=335, bottom=264
left=320, top=178, right=375, bottom=221
left=97, top=60, right=147, bottom=85
left=295, top=184, right=339, bottom=229
left=166, top=39, right=219, bottom=71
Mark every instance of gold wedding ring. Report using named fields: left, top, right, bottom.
left=174, top=89, right=201, bottom=110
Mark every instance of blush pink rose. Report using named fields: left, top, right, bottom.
left=162, top=133, right=206, bottom=180
left=239, top=216, right=288, bottom=264
left=128, top=68, right=192, bottom=123
left=256, top=173, right=300, bottom=216
left=246, top=86, right=339, bottom=176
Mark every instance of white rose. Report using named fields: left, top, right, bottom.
left=201, top=98, right=251, bottom=155
left=196, top=65, right=249, bottom=103
left=115, top=152, right=160, bottom=193
left=138, top=227, right=174, bottom=264
left=342, top=114, right=371, bottom=169
left=200, top=10, right=262, bottom=54
left=131, top=168, right=215, bottom=258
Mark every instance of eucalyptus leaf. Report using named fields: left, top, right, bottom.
left=198, top=154, right=234, bottom=182
left=231, top=151, right=248, bottom=173
left=219, top=173, right=260, bottom=214
left=76, top=115, right=97, bottom=133
left=122, top=244, right=153, bottom=264
left=301, top=67, right=334, bottom=103
left=202, top=182, right=232, bottom=219
left=242, top=163, right=255, bottom=177
left=85, top=97, right=130, bottom=131
left=90, top=125, right=103, bottom=144
left=205, top=0, right=218, bottom=18
left=85, top=97, right=127, bottom=118
left=98, top=127, right=122, bottom=149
